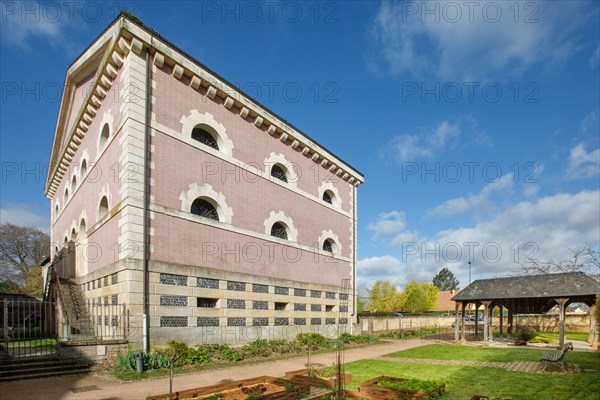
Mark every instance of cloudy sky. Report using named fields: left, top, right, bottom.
left=1, top=1, right=598, bottom=291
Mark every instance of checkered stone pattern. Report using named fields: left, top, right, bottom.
left=227, top=281, right=246, bottom=291
left=275, top=286, right=289, bottom=295
left=104, top=296, right=108, bottom=306
left=325, top=318, right=336, bottom=325
left=311, top=290, right=321, bottom=298
left=104, top=276, right=109, bottom=286
left=340, top=293, right=349, bottom=300
left=326, top=292, right=336, bottom=299
left=340, top=306, right=348, bottom=313
left=294, top=303, right=306, bottom=311
left=275, top=318, right=289, bottom=325
left=161, top=295, right=188, bottom=307
left=197, top=317, right=219, bottom=327
left=253, top=318, right=268, bottom=326
left=160, top=316, right=188, bottom=327
left=294, top=288, right=306, bottom=297
left=160, top=273, right=187, bottom=286
left=311, top=318, right=322, bottom=325
left=111, top=273, right=118, bottom=284
left=111, top=295, right=118, bottom=305
left=339, top=318, right=348, bottom=324
left=294, top=318, right=306, bottom=325
left=111, top=316, right=118, bottom=326
left=227, top=317, right=246, bottom=326
left=253, top=283, right=268, bottom=293
left=227, top=299, right=246, bottom=309
left=311, top=304, right=322, bottom=312
left=197, top=277, right=219, bottom=289
left=253, top=300, right=268, bottom=310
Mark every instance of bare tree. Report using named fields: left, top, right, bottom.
left=520, top=245, right=600, bottom=276
left=0, top=223, right=50, bottom=294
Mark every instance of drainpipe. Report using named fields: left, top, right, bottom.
left=351, top=184, right=357, bottom=334
left=142, top=33, right=154, bottom=353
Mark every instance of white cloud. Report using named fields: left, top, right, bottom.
left=566, top=143, right=600, bottom=179
left=0, top=204, right=49, bottom=233
left=359, top=190, right=600, bottom=290
left=368, top=1, right=591, bottom=80
left=426, top=173, right=515, bottom=218
left=367, top=210, right=407, bottom=237
left=388, top=121, right=461, bottom=162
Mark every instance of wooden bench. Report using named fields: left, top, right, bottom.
left=540, top=342, right=573, bottom=372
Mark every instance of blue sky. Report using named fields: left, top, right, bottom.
left=1, top=1, right=599, bottom=290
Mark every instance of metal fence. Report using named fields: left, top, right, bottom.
left=63, top=303, right=128, bottom=341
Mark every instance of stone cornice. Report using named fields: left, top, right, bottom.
left=45, top=14, right=364, bottom=198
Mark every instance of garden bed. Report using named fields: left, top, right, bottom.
left=146, top=376, right=308, bottom=400
left=359, top=376, right=445, bottom=399
left=285, top=368, right=352, bottom=388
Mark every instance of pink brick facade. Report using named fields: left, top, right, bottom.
left=46, top=14, right=363, bottom=346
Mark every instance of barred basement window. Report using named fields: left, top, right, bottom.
left=161, top=295, right=188, bottom=307
left=197, top=317, right=219, bottom=327
left=271, top=164, right=288, bottom=183
left=311, top=304, right=322, bottom=312
left=197, top=297, right=218, bottom=308
left=325, top=305, right=334, bottom=312
left=190, top=198, right=219, bottom=221
left=274, top=318, right=288, bottom=326
left=227, top=299, right=246, bottom=309
left=294, top=288, right=306, bottom=297
left=311, top=290, right=321, bottom=298
left=253, top=318, right=268, bottom=326
left=274, top=286, right=289, bottom=295
left=270, top=222, right=288, bottom=239
left=325, top=318, right=336, bottom=325
left=294, top=318, right=306, bottom=325
left=197, top=277, right=219, bottom=289
left=311, top=318, right=322, bottom=325
left=294, top=303, right=306, bottom=311
left=227, top=317, right=246, bottom=326
left=192, top=126, right=219, bottom=150
left=160, top=316, right=188, bottom=327
left=160, top=273, right=187, bottom=286
left=326, top=292, right=336, bottom=299
left=252, top=283, right=268, bottom=293
left=253, top=301, right=268, bottom=310
left=227, top=281, right=246, bottom=291
left=275, top=302, right=287, bottom=311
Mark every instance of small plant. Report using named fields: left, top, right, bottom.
left=241, top=339, right=272, bottom=358
left=219, top=346, right=243, bottom=362
left=246, top=392, right=263, bottom=399
left=284, top=382, right=296, bottom=390
left=517, top=327, right=535, bottom=342
left=202, top=394, right=224, bottom=400
left=378, top=378, right=445, bottom=397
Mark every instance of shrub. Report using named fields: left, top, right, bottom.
left=295, top=333, right=336, bottom=349
left=219, top=346, right=243, bottom=362
left=241, top=339, right=272, bottom=358
left=517, top=327, right=535, bottom=342
left=339, top=333, right=380, bottom=343
left=117, top=351, right=170, bottom=371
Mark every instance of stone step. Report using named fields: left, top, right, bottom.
left=0, top=358, right=91, bottom=381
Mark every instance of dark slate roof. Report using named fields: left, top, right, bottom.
left=452, top=272, right=599, bottom=301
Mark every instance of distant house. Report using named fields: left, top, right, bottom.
left=434, top=290, right=460, bottom=313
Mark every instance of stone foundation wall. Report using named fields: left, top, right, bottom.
left=60, top=340, right=128, bottom=371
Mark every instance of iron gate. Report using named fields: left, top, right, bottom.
left=1, top=299, right=59, bottom=358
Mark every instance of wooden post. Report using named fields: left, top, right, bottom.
left=482, top=301, right=491, bottom=344
left=460, top=303, right=466, bottom=341
left=555, top=298, right=569, bottom=348
left=454, top=302, right=460, bottom=342
left=499, top=305, right=503, bottom=338
left=508, top=309, right=513, bottom=336
left=489, top=305, right=494, bottom=342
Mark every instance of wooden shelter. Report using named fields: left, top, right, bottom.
left=451, top=272, right=598, bottom=346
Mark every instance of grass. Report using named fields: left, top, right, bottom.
left=6, top=338, right=57, bottom=348
left=341, top=345, right=600, bottom=399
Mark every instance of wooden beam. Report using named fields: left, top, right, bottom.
left=555, top=298, right=569, bottom=348
left=499, top=305, right=503, bottom=338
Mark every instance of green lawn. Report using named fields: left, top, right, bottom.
left=6, top=338, right=57, bottom=348
left=343, top=344, right=600, bottom=399
left=533, top=331, right=590, bottom=342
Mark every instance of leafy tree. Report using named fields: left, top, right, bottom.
left=400, top=281, right=439, bottom=313
left=0, top=224, right=50, bottom=295
left=368, top=280, right=402, bottom=312
left=432, top=267, right=460, bottom=291
left=357, top=297, right=366, bottom=313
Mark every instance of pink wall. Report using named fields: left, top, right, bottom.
left=86, top=209, right=123, bottom=273
left=151, top=212, right=350, bottom=286
left=152, top=66, right=353, bottom=213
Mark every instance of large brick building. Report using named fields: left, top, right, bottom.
left=45, top=13, right=363, bottom=348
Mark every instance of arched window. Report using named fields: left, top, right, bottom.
left=64, top=188, right=69, bottom=202
left=80, top=159, right=87, bottom=179
left=190, top=198, right=219, bottom=221
left=271, top=164, right=288, bottom=183
left=99, top=123, right=110, bottom=149
left=55, top=204, right=59, bottom=217
left=71, top=175, right=77, bottom=192
left=322, top=239, right=334, bottom=253
left=322, top=190, right=333, bottom=204
left=79, top=219, right=87, bottom=237
left=271, top=222, right=288, bottom=240
left=98, top=196, right=109, bottom=218
left=191, top=126, right=219, bottom=150
left=71, top=228, right=77, bottom=241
